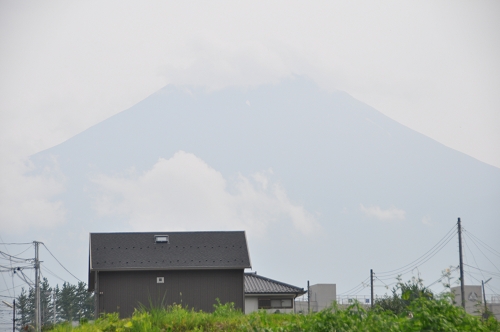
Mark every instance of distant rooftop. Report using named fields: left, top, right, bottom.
left=244, top=273, right=306, bottom=295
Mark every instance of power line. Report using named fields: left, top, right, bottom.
left=462, top=235, right=486, bottom=281
left=376, top=225, right=456, bottom=278
left=425, top=266, right=459, bottom=288
left=11, top=244, right=34, bottom=257
left=42, top=244, right=82, bottom=282
left=338, top=277, right=370, bottom=296
left=463, top=264, right=500, bottom=278
left=464, top=232, right=500, bottom=274
left=463, top=229, right=500, bottom=258
left=41, top=266, right=68, bottom=284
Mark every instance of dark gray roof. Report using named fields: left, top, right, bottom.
left=244, top=273, right=306, bottom=295
left=89, top=231, right=251, bottom=271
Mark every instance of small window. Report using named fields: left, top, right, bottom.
left=157, top=277, right=164, bottom=283
left=155, top=235, right=169, bottom=243
left=258, top=298, right=293, bottom=309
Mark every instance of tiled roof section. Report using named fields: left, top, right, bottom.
left=244, top=273, right=306, bottom=295
left=90, top=231, right=251, bottom=270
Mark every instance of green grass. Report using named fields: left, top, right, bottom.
left=50, top=297, right=500, bottom=332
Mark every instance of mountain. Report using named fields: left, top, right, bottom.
left=29, top=77, right=500, bottom=293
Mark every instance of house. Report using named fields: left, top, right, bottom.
left=88, top=231, right=251, bottom=317
left=244, top=272, right=306, bottom=314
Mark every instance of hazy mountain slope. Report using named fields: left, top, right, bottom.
left=30, top=78, right=500, bottom=291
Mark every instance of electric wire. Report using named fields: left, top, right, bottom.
left=463, top=229, right=500, bottom=258
left=10, top=244, right=33, bottom=258
left=0, top=295, right=16, bottom=299
left=375, top=225, right=456, bottom=278
left=374, top=230, right=454, bottom=282
left=463, top=264, right=500, bottom=278
left=464, top=232, right=500, bottom=274
left=375, top=276, right=394, bottom=290
left=338, top=277, right=370, bottom=296
left=463, top=235, right=486, bottom=281
left=41, top=266, right=68, bottom=284
left=42, top=244, right=82, bottom=282
left=425, top=266, right=459, bottom=289
left=15, top=270, right=34, bottom=287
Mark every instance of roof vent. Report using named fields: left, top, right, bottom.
left=155, top=235, right=169, bottom=243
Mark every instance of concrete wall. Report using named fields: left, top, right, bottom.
left=295, top=284, right=336, bottom=313
left=310, top=284, right=336, bottom=311
left=451, top=285, right=483, bottom=316
left=487, top=303, right=500, bottom=321
left=244, top=297, right=258, bottom=314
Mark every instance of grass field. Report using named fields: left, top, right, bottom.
left=48, top=296, right=500, bottom=332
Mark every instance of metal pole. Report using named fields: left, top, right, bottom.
left=13, top=299, right=15, bottom=332
left=457, top=218, right=465, bottom=309
left=53, top=292, right=56, bottom=325
left=34, top=241, right=41, bottom=332
left=370, top=269, right=374, bottom=308
left=482, top=280, right=487, bottom=315
left=307, top=280, right=310, bottom=314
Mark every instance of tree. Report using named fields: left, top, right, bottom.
left=374, top=276, right=433, bottom=315
left=16, top=280, right=94, bottom=327
left=40, top=277, right=53, bottom=327
left=58, top=282, right=77, bottom=322
left=15, top=288, right=32, bottom=329
left=75, top=281, right=94, bottom=320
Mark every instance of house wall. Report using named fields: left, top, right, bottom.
left=244, top=295, right=295, bottom=314
left=96, top=269, right=244, bottom=317
left=244, top=297, right=258, bottom=314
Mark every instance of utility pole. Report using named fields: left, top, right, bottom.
left=483, top=278, right=492, bottom=318
left=457, top=218, right=465, bottom=309
left=307, top=280, right=310, bottom=314
left=34, top=241, right=41, bottom=332
left=370, top=269, right=374, bottom=308
left=53, top=291, right=57, bottom=325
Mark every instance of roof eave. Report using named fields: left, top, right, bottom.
left=245, top=292, right=307, bottom=296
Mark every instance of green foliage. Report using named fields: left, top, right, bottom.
left=213, top=298, right=240, bottom=317
left=375, top=275, right=433, bottom=315
left=16, top=288, right=32, bottom=329
left=47, top=297, right=499, bottom=332
left=16, top=280, right=94, bottom=330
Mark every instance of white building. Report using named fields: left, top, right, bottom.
left=244, top=273, right=306, bottom=314
left=451, top=285, right=500, bottom=320
left=295, top=283, right=337, bottom=313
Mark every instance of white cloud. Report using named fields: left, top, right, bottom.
left=92, top=151, right=319, bottom=236
left=360, top=204, right=405, bottom=222
left=0, top=157, right=66, bottom=233
left=421, top=215, right=432, bottom=225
